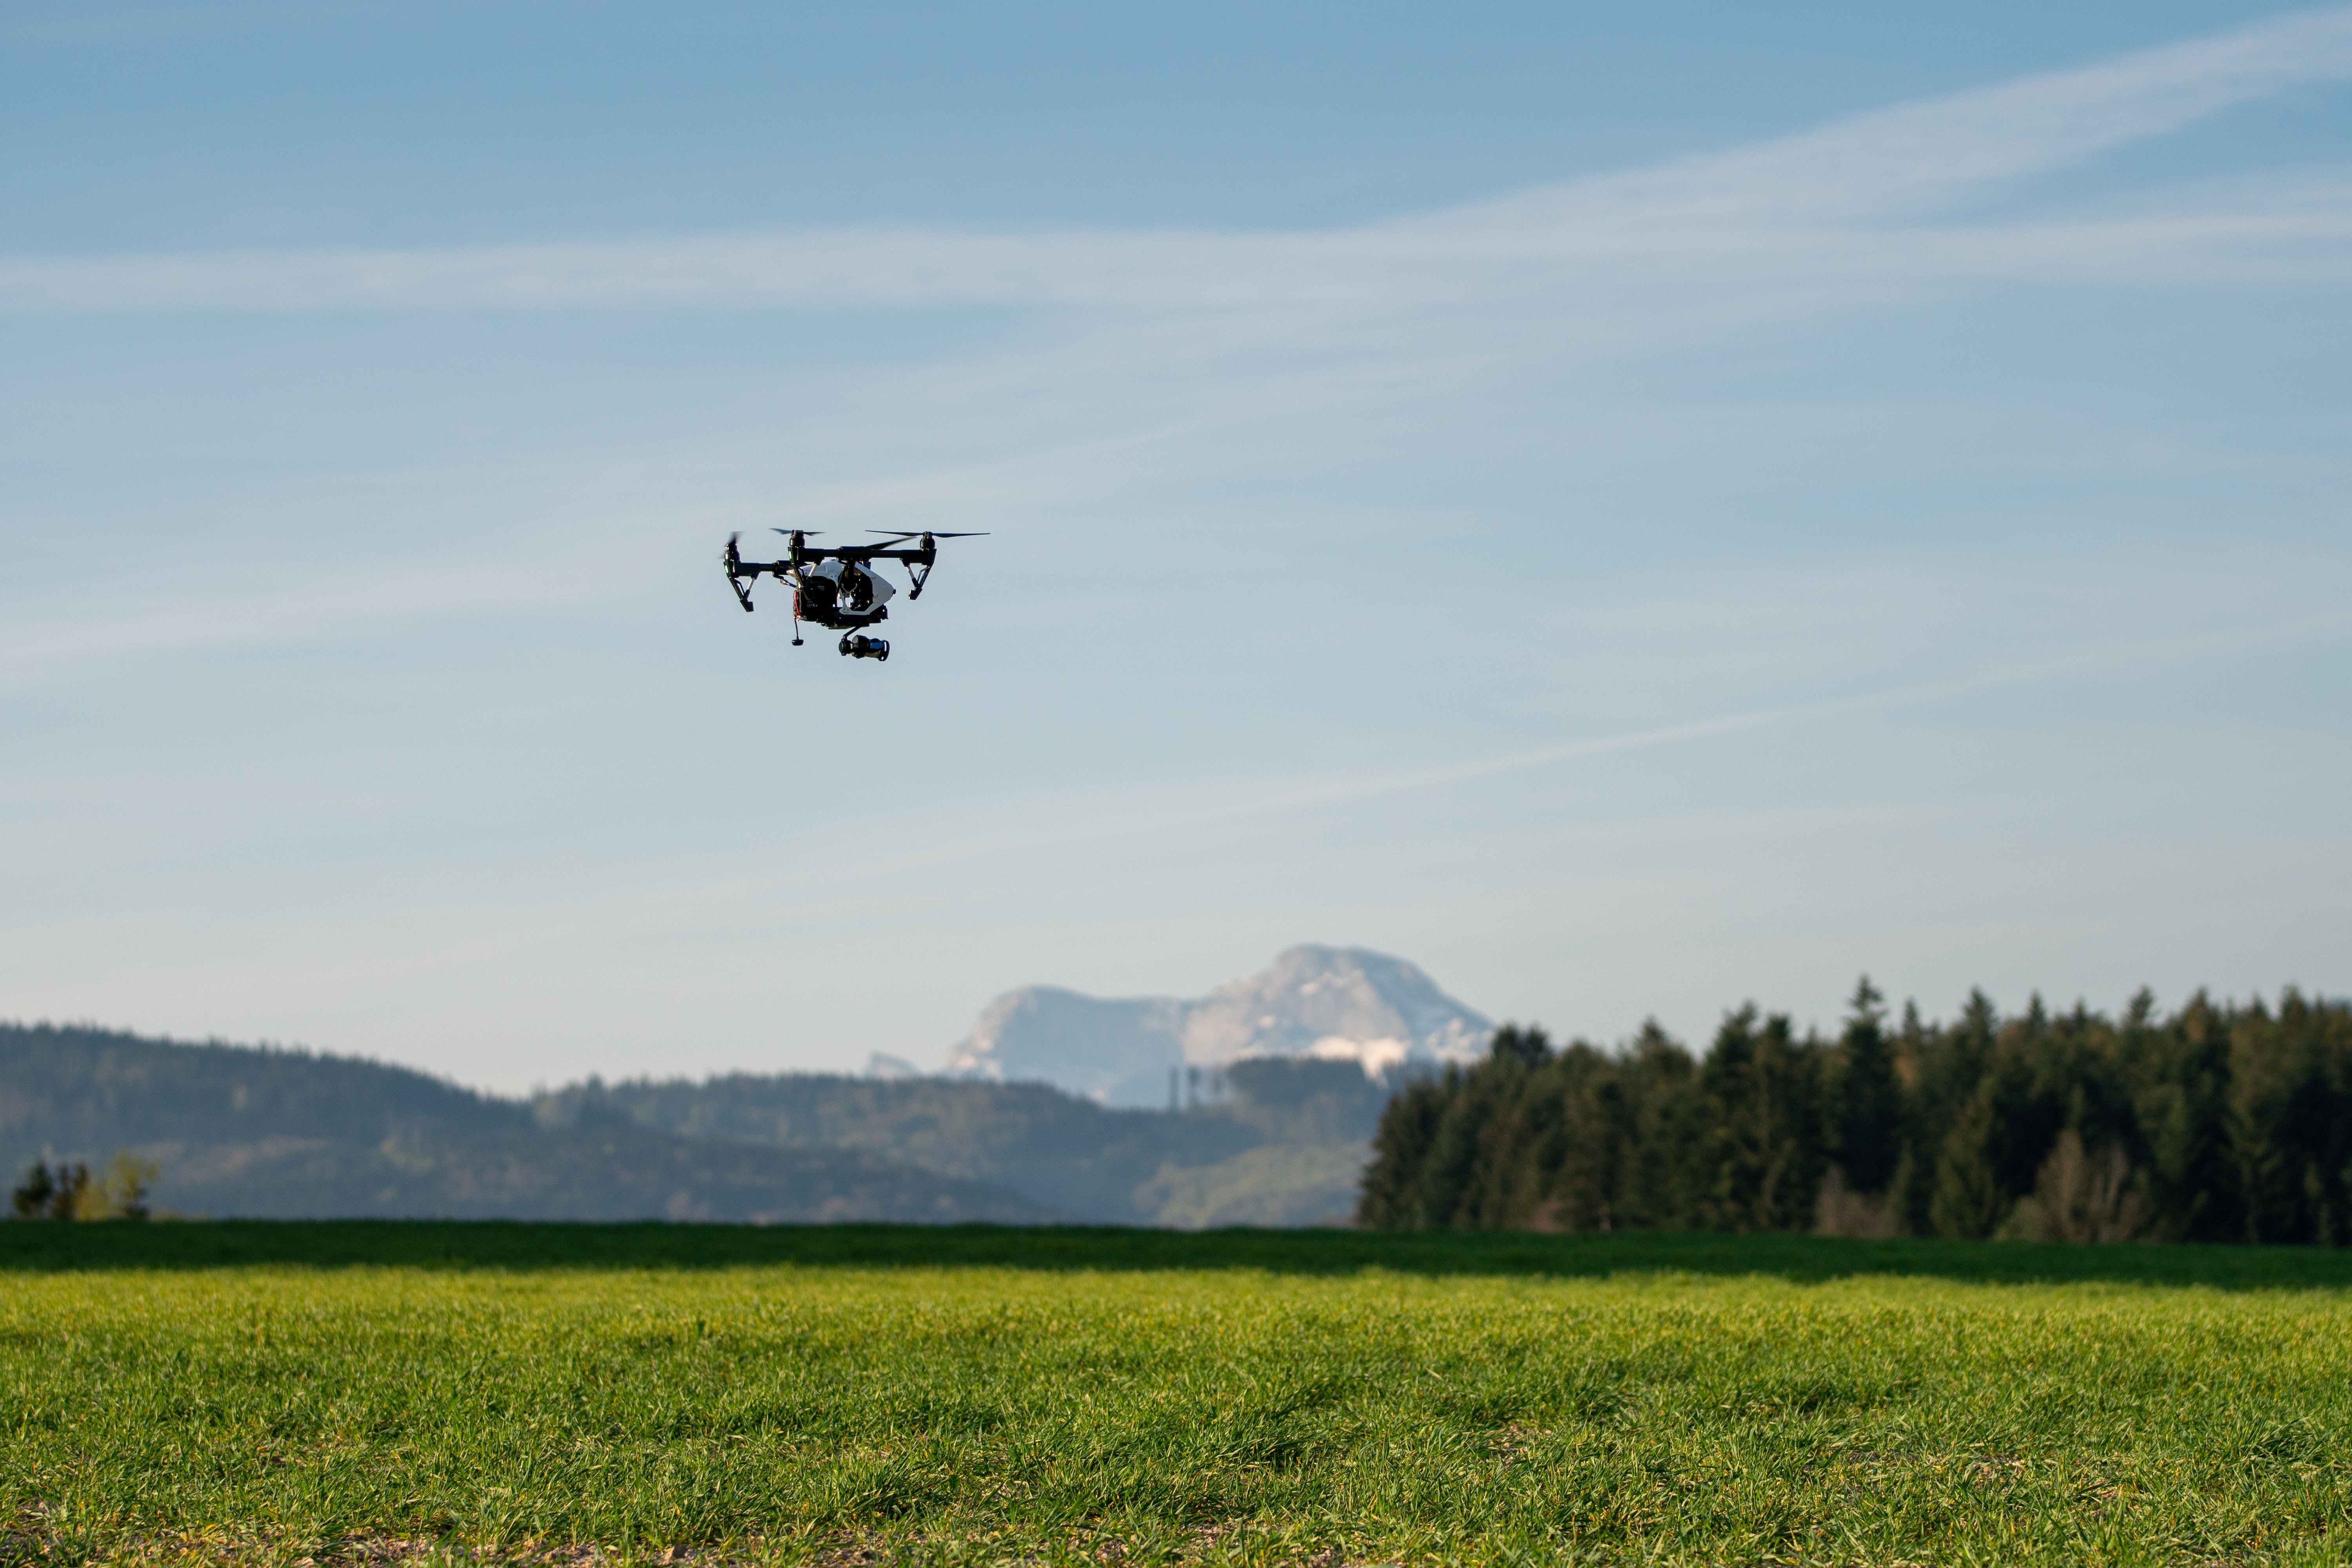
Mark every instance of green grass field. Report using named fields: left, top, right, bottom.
left=5, top=1226, right=2350, bottom=1566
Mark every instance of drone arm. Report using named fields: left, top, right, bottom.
left=723, top=550, right=796, bottom=613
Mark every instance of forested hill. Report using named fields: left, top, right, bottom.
left=0, top=1024, right=1051, bottom=1223
left=1360, top=986, right=2352, bottom=1246
left=2, top=1024, right=1388, bottom=1225
left=2, top=1023, right=512, bottom=1149
left=535, top=1055, right=1389, bottom=1225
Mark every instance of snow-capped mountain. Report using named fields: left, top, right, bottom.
left=940, top=945, right=1493, bottom=1107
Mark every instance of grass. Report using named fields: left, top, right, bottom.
left=3, top=1226, right=2350, bottom=1566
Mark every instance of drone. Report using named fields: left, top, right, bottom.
left=721, top=528, right=985, bottom=661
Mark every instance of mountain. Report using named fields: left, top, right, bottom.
left=943, top=945, right=1493, bottom=1106
left=0, top=1024, right=1052, bottom=1223
left=943, top=989, right=1189, bottom=1111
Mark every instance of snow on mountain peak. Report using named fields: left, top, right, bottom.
left=940, top=944, right=1493, bottom=1107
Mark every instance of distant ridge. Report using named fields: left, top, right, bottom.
left=0, top=1020, right=1394, bottom=1227
left=0, top=1022, right=1053, bottom=1223
left=944, top=945, right=1493, bottom=1106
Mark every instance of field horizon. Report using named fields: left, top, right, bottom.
left=8, top=1220, right=2352, bottom=1292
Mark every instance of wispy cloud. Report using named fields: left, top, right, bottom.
left=3, top=8, right=2348, bottom=323
left=1440, top=4, right=2352, bottom=232
left=652, top=607, right=2352, bottom=914
left=0, top=550, right=628, bottom=693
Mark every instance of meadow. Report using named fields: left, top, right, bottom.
left=5, top=1226, right=2350, bottom=1566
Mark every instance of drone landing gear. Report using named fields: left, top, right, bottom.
left=838, top=633, right=889, bottom=662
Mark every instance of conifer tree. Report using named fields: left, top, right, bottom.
left=1832, top=977, right=1903, bottom=1194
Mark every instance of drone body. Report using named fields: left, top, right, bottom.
left=721, top=528, right=984, bottom=661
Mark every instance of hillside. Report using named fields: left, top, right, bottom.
left=0, top=1024, right=1052, bottom=1223
left=540, top=1053, right=1392, bottom=1225
left=2, top=1023, right=1392, bottom=1226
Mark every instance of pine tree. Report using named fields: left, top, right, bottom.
left=1832, top=977, right=1904, bottom=1195
left=1356, top=1078, right=1446, bottom=1227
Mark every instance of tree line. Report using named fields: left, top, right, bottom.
left=1358, top=983, right=2352, bottom=1245
left=9, top=1154, right=156, bottom=1221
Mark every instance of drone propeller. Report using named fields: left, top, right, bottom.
left=771, top=528, right=824, bottom=537
left=867, top=530, right=990, bottom=540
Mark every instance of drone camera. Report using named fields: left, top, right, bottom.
left=839, top=634, right=889, bottom=662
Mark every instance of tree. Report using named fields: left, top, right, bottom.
left=1356, top=1077, right=1448, bottom=1228
left=11, top=1160, right=87, bottom=1220
left=98, top=1152, right=158, bottom=1220
left=1832, top=977, right=1904, bottom=1195
left=1696, top=1008, right=1826, bottom=1232
left=2139, top=989, right=2243, bottom=1241
left=9, top=1154, right=157, bottom=1221
left=1930, top=1038, right=2062, bottom=1238
left=1488, top=1024, right=1552, bottom=1066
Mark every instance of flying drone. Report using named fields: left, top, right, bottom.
left=721, top=528, right=985, bottom=661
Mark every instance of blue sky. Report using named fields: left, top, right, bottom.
left=3, top=2, right=2348, bottom=1092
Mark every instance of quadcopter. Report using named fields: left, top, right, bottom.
left=721, top=528, right=985, bottom=661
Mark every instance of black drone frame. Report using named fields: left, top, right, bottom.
left=722, top=528, right=985, bottom=646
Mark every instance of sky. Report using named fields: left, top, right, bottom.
left=2, top=1, right=2347, bottom=1094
